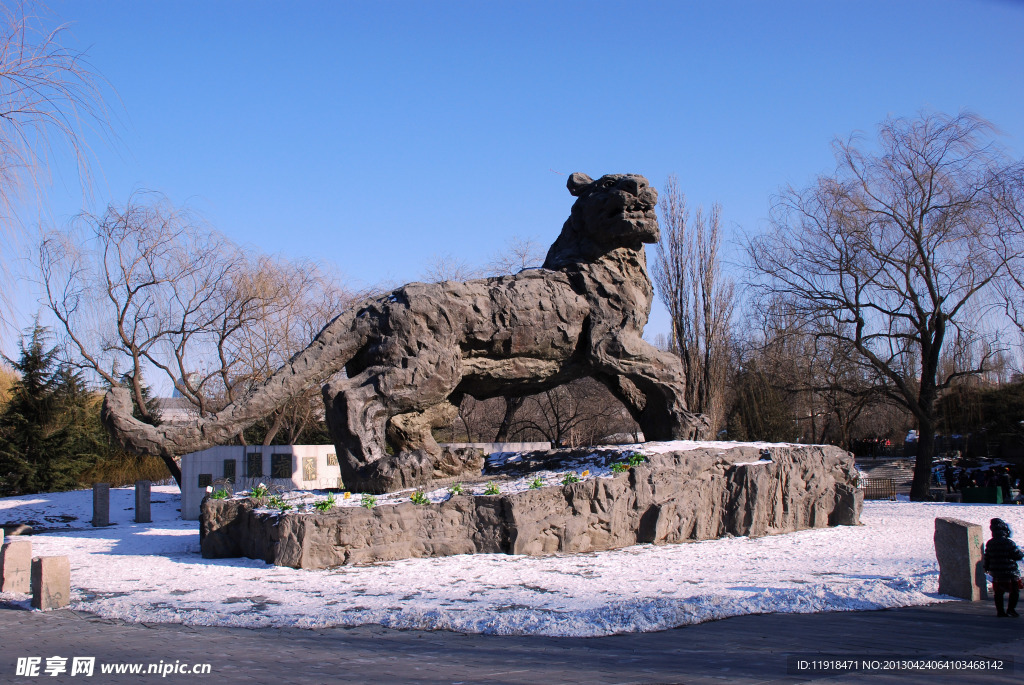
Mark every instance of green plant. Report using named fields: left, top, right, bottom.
left=626, top=452, right=647, bottom=467
left=483, top=481, right=500, bottom=495
left=250, top=483, right=269, bottom=499
left=361, top=493, right=377, bottom=509
left=610, top=462, right=629, bottom=473
left=561, top=472, right=580, bottom=485
left=267, top=495, right=285, bottom=508
left=448, top=482, right=464, bottom=495
left=210, top=488, right=230, bottom=500
left=529, top=477, right=543, bottom=489
left=410, top=491, right=429, bottom=505
left=313, top=493, right=336, bottom=512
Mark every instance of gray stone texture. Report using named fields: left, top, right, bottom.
left=135, top=480, right=152, bottom=523
left=934, top=516, right=987, bottom=600
left=201, top=444, right=859, bottom=569
left=92, top=482, right=110, bottom=527
left=31, top=555, right=71, bottom=610
left=1, top=538, right=32, bottom=593
left=103, top=173, right=708, bottom=494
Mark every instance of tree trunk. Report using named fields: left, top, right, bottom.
left=263, top=409, right=285, bottom=446
left=159, top=453, right=182, bottom=487
left=910, top=418, right=936, bottom=501
left=494, top=396, right=523, bottom=442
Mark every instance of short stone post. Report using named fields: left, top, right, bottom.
left=92, top=483, right=110, bottom=527
left=0, top=538, right=32, bottom=593
left=31, top=556, right=70, bottom=610
left=934, top=517, right=987, bottom=600
left=135, top=480, right=152, bottom=523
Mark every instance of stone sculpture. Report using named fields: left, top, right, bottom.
left=103, top=173, right=708, bottom=493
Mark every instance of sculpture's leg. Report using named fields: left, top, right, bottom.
left=594, top=337, right=709, bottom=441
left=325, top=341, right=476, bottom=493
left=387, top=400, right=460, bottom=457
left=323, top=370, right=390, bottom=479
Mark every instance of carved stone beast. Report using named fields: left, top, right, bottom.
left=103, top=173, right=708, bottom=493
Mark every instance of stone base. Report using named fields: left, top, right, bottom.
left=201, top=443, right=861, bottom=569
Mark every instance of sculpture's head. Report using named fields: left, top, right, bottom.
left=543, top=172, right=660, bottom=269
left=566, top=172, right=660, bottom=246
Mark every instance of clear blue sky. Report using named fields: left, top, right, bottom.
left=12, top=0, right=1024, bottom=349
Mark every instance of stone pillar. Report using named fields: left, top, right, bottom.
left=934, top=517, right=987, bottom=600
left=135, top=480, right=152, bottom=523
left=0, top=538, right=32, bottom=593
left=31, top=556, right=70, bottom=610
left=92, top=483, right=110, bottom=527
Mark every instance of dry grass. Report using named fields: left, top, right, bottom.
left=0, top=363, right=16, bottom=405
left=78, top=453, right=175, bottom=488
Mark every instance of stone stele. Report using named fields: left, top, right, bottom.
left=102, top=173, right=708, bottom=494
left=0, top=538, right=32, bottom=593
left=934, top=517, right=987, bottom=601
left=200, top=443, right=861, bottom=569
left=31, top=555, right=71, bottom=611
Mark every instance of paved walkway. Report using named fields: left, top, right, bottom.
left=2, top=600, right=1021, bottom=684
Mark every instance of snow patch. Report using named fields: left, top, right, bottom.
left=2, top=485, right=1007, bottom=636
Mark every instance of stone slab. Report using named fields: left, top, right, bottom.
left=934, top=516, right=987, bottom=600
left=202, top=444, right=860, bottom=569
left=135, top=480, right=152, bottom=523
left=31, top=555, right=71, bottom=610
left=1, top=538, right=32, bottom=593
left=92, top=482, right=110, bottom=527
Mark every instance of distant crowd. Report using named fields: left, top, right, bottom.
left=944, top=463, right=1019, bottom=501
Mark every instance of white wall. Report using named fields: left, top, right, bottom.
left=180, top=445, right=342, bottom=520
left=181, top=442, right=551, bottom=519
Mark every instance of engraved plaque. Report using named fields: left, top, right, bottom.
left=247, top=452, right=263, bottom=478
left=302, top=457, right=317, bottom=481
left=271, top=453, right=292, bottom=479
left=223, top=459, right=236, bottom=482
left=198, top=473, right=212, bottom=488
left=327, top=452, right=338, bottom=467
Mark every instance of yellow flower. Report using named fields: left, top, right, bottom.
left=581, top=470, right=590, bottom=478
left=343, top=492, right=352, bottom=499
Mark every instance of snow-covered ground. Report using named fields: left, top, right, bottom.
left=1, top=484, right=1019, bottom=637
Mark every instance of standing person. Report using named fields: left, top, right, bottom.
left=984, top=518, right=1024, bottom=617
left=997, top=469, right=1012, bottom=502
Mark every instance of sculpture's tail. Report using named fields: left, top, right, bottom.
left=101, top=307, right=367, bottom=458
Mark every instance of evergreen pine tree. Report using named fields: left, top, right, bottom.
left=0, top=324, right=102, bottom=495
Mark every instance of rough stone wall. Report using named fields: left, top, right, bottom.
left=201, top=444, right=861, bottom=569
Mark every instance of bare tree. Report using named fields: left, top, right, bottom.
left=651, top=176, right=735, bottom=432
left=507, top=378, right=638, bottom=447
left=991, top=161, right=1024, bottom=358
left=0, top=1, right=113, bottom=326
left=486, top=236, right=544, bottom=276
left=38, top=193, right=352, bottom=483
left=420, top=253, right=480, bottom=283
left=747, top=112, right=1020, bottom=500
